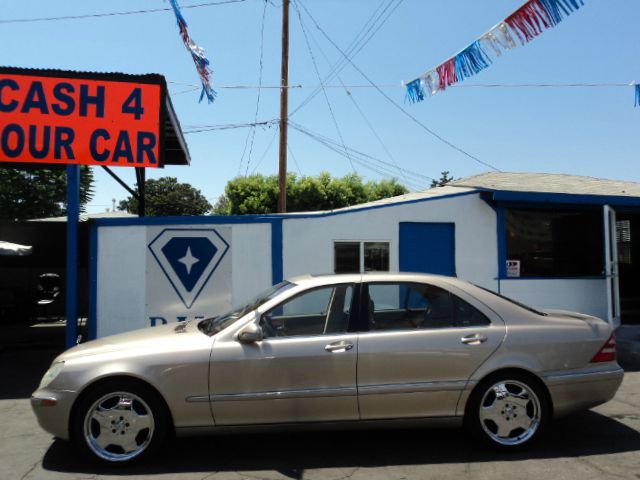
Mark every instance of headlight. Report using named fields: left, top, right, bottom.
left=38, top=361, right=65, bottom=389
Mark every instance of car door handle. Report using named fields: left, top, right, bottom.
left=325, top=341, right=354, bottom=353
left=461, top=333, right=488, bottom=345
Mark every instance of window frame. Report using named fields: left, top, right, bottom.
left=499, top=204, right=606, bottom=279
left=361, top=281, right=492, bottom=333
left=333, top=240, right=391, bottom=274
left=259, top=282, right=362, bottom=340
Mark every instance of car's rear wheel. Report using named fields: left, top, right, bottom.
left=72, top=380, right=169, bottom=465
left=467, top=373, right=549, bottom=449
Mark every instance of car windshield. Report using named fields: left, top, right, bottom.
left=199, top=281, right=296, bottom=336
left=474, top=284, right=548, bottom=316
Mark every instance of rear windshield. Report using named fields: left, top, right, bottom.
left=474, top=285, right=548, bottom=316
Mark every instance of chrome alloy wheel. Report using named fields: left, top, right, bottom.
left=83, top=391, right=155, bottom=462
left=478, top=380, right=541, bottom=446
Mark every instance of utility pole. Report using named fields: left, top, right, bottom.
left=277, top=0, right=290, bottom=213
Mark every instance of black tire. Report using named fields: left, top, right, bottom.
left=465, top=372, right=550, bottom=450
left=71, top=379, right=170, bottom=465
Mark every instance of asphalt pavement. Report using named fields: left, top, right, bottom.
left=0, top=324, right=639, bottom=480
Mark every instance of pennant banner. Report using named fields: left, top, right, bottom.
left=404, top=0, right=585, bottom=103
left=169, top=0, right=216, bottom=103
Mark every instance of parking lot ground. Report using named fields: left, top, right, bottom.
left=1, top=343, right=639, bottom=480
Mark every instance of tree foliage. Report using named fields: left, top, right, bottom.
left=119, top=176, right=211, bottom=216
left=213, top=173, right=409, bottom=215
left=430, top=171, right=455, bottom=188
left=0, top=167, right=94, bottom=220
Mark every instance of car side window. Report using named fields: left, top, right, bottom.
left=367, top=283, right=454, bottom=331
left=261, top=284, right=354, bottom=338
left=454, top=295, right=491, bottom=327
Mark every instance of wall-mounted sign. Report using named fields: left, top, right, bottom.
left=0, top=69, right=162, bottom=168
left=506, top=259, right=521, bottom=278
left=146, top=227, right=232, bottom=327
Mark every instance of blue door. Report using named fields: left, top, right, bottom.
left=399, top=222, right=456, bottom=276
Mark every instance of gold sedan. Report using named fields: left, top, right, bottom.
left=32, top=273, right=623, bottom=465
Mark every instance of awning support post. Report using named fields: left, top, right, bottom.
left=65, top=165, right=80, bottom=348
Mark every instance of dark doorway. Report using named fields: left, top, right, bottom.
left=616, top=212, right=640, bottom=325
left=0, top=220, right=89, bottom=348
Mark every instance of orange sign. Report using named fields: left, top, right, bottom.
left=0, top=72, right=162, bottom=168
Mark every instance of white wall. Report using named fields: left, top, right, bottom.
left=282, top=193, right=500, bottom=290
left=97, top=226, right=147, bottom=337
left=95, top=194, right=613, bottom=337
left=498, top=278, right=609, bottom=320
left=96, top=222, right=272, bottom=337
left=229, top=224, right=272, bottom=306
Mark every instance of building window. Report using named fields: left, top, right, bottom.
left=334, top=241, right=390, bottom=273
left=334, top=242, right=360, bottom=273
left=505, top=208, right=603, bottom=277
left=617, top=220, right=632, bottom=265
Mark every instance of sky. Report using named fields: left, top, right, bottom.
left=2, top=0, right=639, bottom=213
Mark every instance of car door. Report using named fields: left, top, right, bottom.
left=209, top=283, right=360, bottom=425
left=357, top=281, right=505, bottom=420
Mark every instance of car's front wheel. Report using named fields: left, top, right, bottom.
left=466, top=373, right=549, bottom=449
left=72, top=380, right=170, bottom=465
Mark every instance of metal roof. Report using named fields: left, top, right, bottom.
left=450, top=172, right=640, bottom=197
left=288, top=185, right=477, bottom=215
left=30, top=211, right=137, bottom=222
left=304, top=172, right=640, bottom=213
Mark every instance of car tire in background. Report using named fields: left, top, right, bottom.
left=71, top=379, right=171, bottom=465
left=465, top=371, right=550, bottom=449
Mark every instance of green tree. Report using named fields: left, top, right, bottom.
left=119, top=177, right=211, bottom=216
left=430, top=170, right=455, bottom=188
left=0, top=166, right=94, bottom=220
left=213, top=172, right=409, bottom=215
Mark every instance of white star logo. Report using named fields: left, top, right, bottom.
left=178, top=246, right=199, bottom=274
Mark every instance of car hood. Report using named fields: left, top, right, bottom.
left=57, top=321, right=205, bottom=361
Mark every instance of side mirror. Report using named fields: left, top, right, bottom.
left=237, top=323, right=263, bottom=343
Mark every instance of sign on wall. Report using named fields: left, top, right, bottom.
left=0, top=70, right=161, bottom=168
left=506, top=259, right=521, bottom=278
left=146, top=227, right=232, bottom=326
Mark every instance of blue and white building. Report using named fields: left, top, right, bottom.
left=91, top=172, right=640, bottom=338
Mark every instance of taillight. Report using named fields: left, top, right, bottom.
left=591, top=333, right=616, bottom=363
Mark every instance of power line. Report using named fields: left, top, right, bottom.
left=296, top=0, right=500, bottom=173
left=239, top=0, right=269, bottom=176
left=289, top=0, right=388, bottom=115
left=302, top=14, right=413, bottom=190
left=289, top=121, right=432, bottom=183
left=170, top=87, right=201, bottom=96
left=287, top=145, right=303, bottom=175
left=289, top=121, right=432, bottom=190
left=183, top=120, right=276, bottom=134
left=289, top=0, right=403, bottom=117
left=251, top=127, right=280, bottom=174
left=0, top=0, right=248, bottom=24
left=172, top=81, right=638, bottom=90
left=294, top=0, right=356, bottom=173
